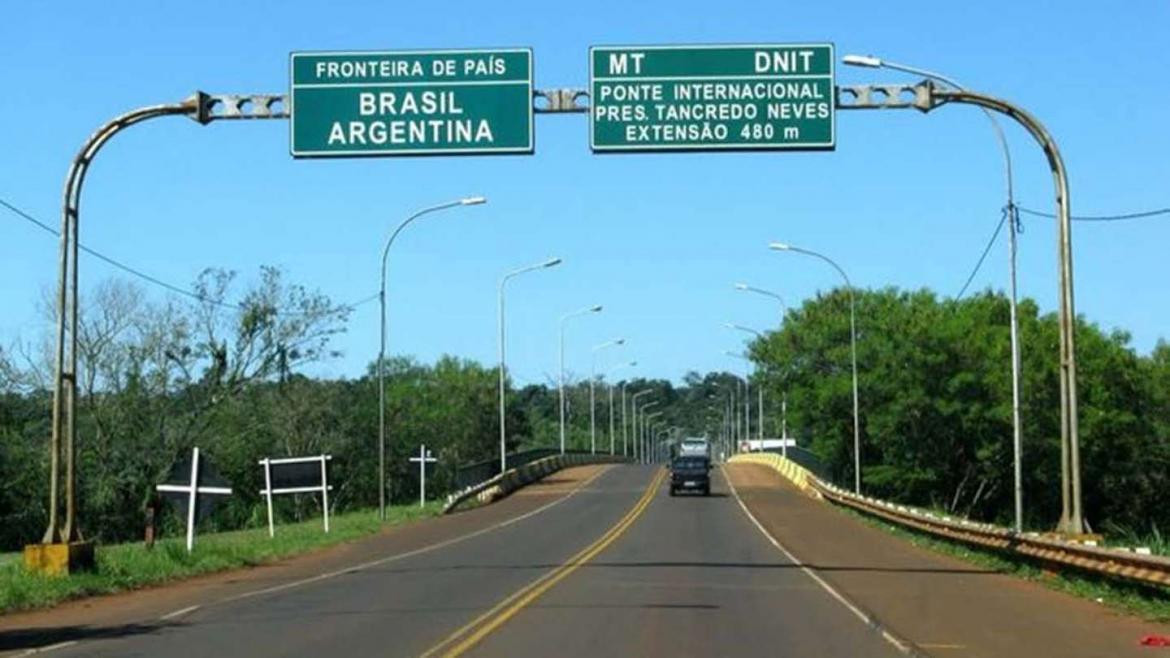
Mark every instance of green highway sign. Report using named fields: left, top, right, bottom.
left=290, top=49, right=533, bottom=157
left=590, top=44, right=835, bottom=152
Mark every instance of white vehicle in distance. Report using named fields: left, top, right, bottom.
left=677, top=437, right=710, bottom=458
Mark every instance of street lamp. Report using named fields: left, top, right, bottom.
left=630, top=390, right=654, bottom=461
left=378, top=196, right=485, bottom=521
left=639, top=401, right=661, bottom=465
left=645, top=411, right=664, bottom=463
left=498, top=257, right=561, bottom=474
left=607, top=361, right=637, bottom=455
left=590, top=339, right=626, bottom=454
left=844, top=53, right=1025, bottom=534
left=725, top=384, right=736, bottom=455
left=725, top=351, right=753, bottom=453
left=734, top=283, right=789, bottom=327
left=726, top=326, right=767, bottom=449
left=725, top=323, right=762, bottom=338
left=769, top=241, right=861, bottom=494
left=735, top=287, right=795, bottom=456
left=560, top=305, right=602, bottom=453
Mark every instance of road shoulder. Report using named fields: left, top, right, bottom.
left=724, top=462, right=1170, bottom=658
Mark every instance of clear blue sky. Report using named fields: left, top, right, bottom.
left=2, top=0, right=1167, bottom=386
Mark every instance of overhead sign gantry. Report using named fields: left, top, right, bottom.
left=29, top=41, right=1088, bottom=575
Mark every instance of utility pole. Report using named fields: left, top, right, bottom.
left=843, top=55, right=1025, bottom=534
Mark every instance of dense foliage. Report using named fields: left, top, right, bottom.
left=750, top=287, right=1170, bottom=533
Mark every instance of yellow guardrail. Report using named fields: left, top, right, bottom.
left=728, top=452, right=819, bottom=497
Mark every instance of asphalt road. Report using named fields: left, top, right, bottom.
left=34, top=464, right=902, bottom=657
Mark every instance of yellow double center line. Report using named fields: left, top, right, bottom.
left=422, top=468, right=666, bottom=658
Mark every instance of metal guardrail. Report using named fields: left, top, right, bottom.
left=444, top=453, right=627, bottom=514
left=454, top=448, right=590, bottom=490
left=730, top=453, right=1170, bottom=589
left=810, top=478, right=1170, bottom=588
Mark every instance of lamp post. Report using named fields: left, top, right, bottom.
left=590, top=339, right=626, bottom=454
left=645, top=411, right=664, bottom=463
left=559, top=305, right=603, bottom=454
left=378, top=196, right=485, bottom=521
left=734, top=284, right=793, bottom=455
left=722, top=391, right=731, bottom=458
left=770, top=241, right=860, bottom=494
left=639, top=401, right=661, bottom=465
left=620, top=381, right=630, bottom=456
left=734, top=283, right=789, bottom=327
left=498, top=257, right=562, bottom=474
left=728, top=386, right=737, bottom=455
left=725, top=351, right=752, bottom=452
left=727, top=325, right=769, bottom=452
left=843, top=54, right=1025, bottom=534
left=607, top=362, right=637, bottom=455
left=630, top=390, right=654, bottom=462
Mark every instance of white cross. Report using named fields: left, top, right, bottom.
left=156, top=447, right=232, bottom=552
left=409, top=444, right=438, bottom=508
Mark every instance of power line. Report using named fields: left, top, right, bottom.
left=956, top=206, right=1010, bottom=300
left=1, top=196, right=375, bottom=316
left=952, top=201, right=1167, bottom=300
left=1018, top=206, right=1170, bottom=222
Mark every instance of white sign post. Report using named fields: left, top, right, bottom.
left=156, top=447, right=233, bottom=552
left=409, top=445, right=438, bottom=508
left=258, top=455, right=333, bottom=537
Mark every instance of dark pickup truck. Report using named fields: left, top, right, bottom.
left=669, top=455, right=711, bottom=496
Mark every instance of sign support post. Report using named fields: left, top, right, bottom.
left=262, top=458, right=275, bottom=538
left=410, top=445, right=438, bottom=508
left=156, top=447, right=233, bottom=552
left=258, top=455, right=333, bottom=536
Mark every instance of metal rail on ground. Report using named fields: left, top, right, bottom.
left=731, top=453, right=1170, bottom=589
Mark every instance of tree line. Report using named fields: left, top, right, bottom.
left=2, top=271, right=1166, bottom=551
left=0, top=270, right=692, bottom=551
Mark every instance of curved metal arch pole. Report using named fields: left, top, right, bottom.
left=48, top=99, right=201, bottom=544
left=930, top=86, right=1081, bottom=534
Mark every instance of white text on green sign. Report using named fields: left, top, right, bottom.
left=590, top=44, right=835, bottom=152
left=290, top=49, right=533, bottom=157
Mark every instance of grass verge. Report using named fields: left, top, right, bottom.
left=0, top=502, right=441, bottom=615
left=835, top=504, right=1170, bottom=623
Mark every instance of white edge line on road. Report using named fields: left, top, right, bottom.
left=158, top=604, right=201, bottom=620
left=11, top=466, right=613, bottom=658
left=721, top=465, right=922, bottom=657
